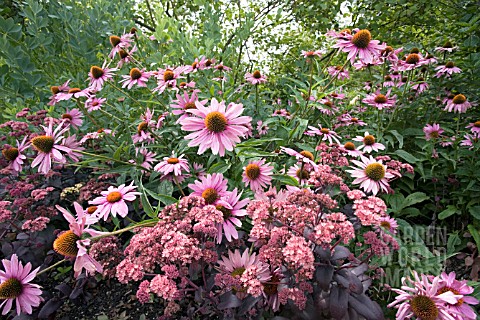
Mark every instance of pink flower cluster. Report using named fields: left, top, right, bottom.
left=353, top=196, right=387, bottom=226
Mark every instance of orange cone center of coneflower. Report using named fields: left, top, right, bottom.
left=429, top=131, right=440, bottom=138
left=205, top=111, right=228, bottom=133
left=426, top=54, right=434, bottom=59
left=374, top=94, right=387, bottom=104
left=321, top=128, right=330, bottom=134
left=363, top=135, right=375, bottom=145
left=90, top=66, right=104, bottom=79
left=445, top=61, right=455, bottom=68
left=0, top=278, right=23, bottom=299
left=436, top=287, right=463, bottom=306
left=305, top=51, right=314, bottom=56
left=192, top=62, right=198, bottom=69
left=300, top=150, right=314, bottom=161
left=344, top=142, right=356, bottom=150
left=474, top=121, right=480, bottom=128
left=130, top=27, right=137, bottom=34
left=137, top=121, right=149, bottom=133
left=351, top=30, right=371, bottom=49
left=380, top=220, right=391, bottom=229
left=92, top=101, right=99, bottom=107
left=130, top=68, right=142, bottom=80
left=365, top=163, right=385, bottom=181
left=324, top=101, right=333, bottom=108
left=185, top=102, right=196, bottom=110
left=205, top=59, right=213, bottom=67
left=110, top=35, right=121, bottom=47
left=68, top=88, right=81, bottom=94
left=417, top=77, right=425, bottom=82
left=163, top=70, right=174, bottom=81
left=402, top=76, right=408, bottom=82
left=216, top=204, right=232, bottom=219
left=253, top=70, right=262, bottom=79
left=62, top=114, right=73, bottom=121
left=202, top=188, right=218, bottom=204
left=351, top=117, right=359, bottom=123
left=443, top=41, right=453, bottom=48
left=406, top=53, right=420, bottom=64
left=263, top=274, right=280, bottom=295
left=97, top=128, right=104, bottom=133
left=452, top=94, right=466, bottom=104
left=382, top=46, right=394, bottom=55
left=31, top=136, right=54, bottom=153
left=2, top=147, right=19, bottom=161
left=245, top=164, right=261, bottom=180
left=106, top=191, right=122, bottom=203
left=119, top=49, right=129, bottom=59
left=410, top=295, right=439, bottom=320
left=87, top=206, right=97, bottom=214
left=296, top=169, right=310, bottom=180
left=231, top=267, right=246, bottom=277
left=53, top=230, right=80, bottom=258
left=341, top=28, right=352, bottom=35
left=167, top=157, right=180, bottom=164
left=179, top=82, right=187, bottom=87
left=51, top=86, right=60, bottom=94
left=385, top=76, right=392, bottom=81
left=335, top=66, right=344, bottom=71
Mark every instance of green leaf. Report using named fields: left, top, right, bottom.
left=394, top=150, right=419, bottom=163
left=403, top=192, right=429, bottom=207
left=208, top=161, right=231, bottom=174
left=468, top=224, right=480, bottom=249
left=272, top=174, right=299, bottom=187
left=389, top=130, right=404, bottom=148
left=469, top=206, right=480, bottom=220
left=400, top=207, right=421, bottom=217
left=438, top=205, right=458, bottom=220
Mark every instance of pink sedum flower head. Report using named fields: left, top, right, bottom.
left=242, top=159, right=274, bottom=193
left=88, top=182, right=141, bottom=220
left=0, top=254, right=43, bottom=316
left=423, top=123, right=444, bottom=141
left=31, top=120, right=72, bottom=174
left=436, top=271, right=479, bottom=319
left=88, top=62, right=117, bottom=91
left=346, top=155, right=394, bottom=195
left=362, top=89, right=396, bottom=110
left=120, top=68, right=152, bottom=89
left=171, top=90, right=207, bottom=121
left=245, top=70, right=267, bottom=85
left=332, top=29, right=385, bottom=65
left=388, top=271, right=463, bottom=320
left=188, top=173, right=229, bottom=206
left=181, top=98, right=252, bottom=156
left=444, top=94, right=472, bottom=113
left=2, top=137, right=29, bottom=173
left=434, top=61, right=462, bottom=78
left=154, top=152, right=190, bottom=177
left=353, top=132, right=385, bottom=153
left=61, top=108, right=83, bottom=129
left=215, top=188, right=249, bottom=243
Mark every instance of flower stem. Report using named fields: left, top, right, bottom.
left=77, top=150, right=151, bottom=172
left=89, top=220, right=158, bottom=242
left=37, top=259, right=68, bottom=276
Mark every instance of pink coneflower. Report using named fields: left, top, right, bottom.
left=88, top=62, right=117, bottom=91
left=353, top=132, right=385, bottom=153
left=61, top=108, right=83, bottom=129
left=88, top=182, right=141, bottom=220
left=154, top=152, right=189, bottom=177
left=388, top=271, right=462, bottom=320
left=329, top=91, right=346, bottom=100
left=325, top=28, right=353, bottom=39
left=327, top=65, right=350, bottom=80
left=362, top=89, right=396, bottom=110
left=55, top=202, right=104, bottom=277
left=132, top=108, right=158, bottom=144
left=187, top=56, right=208, bottom=72
left=352, top=56, right=384, bottom=70
left=62, top=135, right=84, bottom=162
left=0, top=254, right=42, bottom=316
left=339, top=114, right=367, bottom=127
left=466, top=121, right=480, bottom=134
left=434, top=62, right=462, bottom=78
left=280, top=147, right=316, bottom=167
left=342, top=141, right=363, bottom=157
left=108, top=33, right=134, bottom=59
left=84, top=96, right=106, bottom=112
left=181, top=98, right=251, bottom=156
left=48, top=80, right=71, bottom=106
left=117, top=45, right=137, bottom=68
left=423, top=124, right=444, bottom=141
left=377, top=216, right=398, bottom=234
left=188, top=173, right=229, bottom=205
left=412, top=78, right=429, bottom=94
left=346, top=156, right=394, bottom=195
left=305, top=125, right=341, bottom=144
left=383, top=75, right=395, bottom=87
left=120, top=68, right=152, bottom=89
left=460, top=133, right=479, bottom=149
left=398, top=53, right=428, bottom=71
left=57, top=87, right=91, bottom=101
left=245, top=70, right=267, bottom=85
left=380, top=44, right=403, bottom=63
left=215, top=188, right=249, bottom=243
left=79, top=128, right=114, bottom=144
left=256, top=121, right=269, bottom=135
left=436, top=271, right=479, bottom=319
left=31, top=120, right=71, bottom=174
left=287, top=164, right=311, bottom=185
left=272, top=109, right=292, bottom=119
left=301, top=50, right=323, bottom=58
left=153, top=66, right=187, bottom=94
left=214, top=64, right=232, bottom=72
left=178, top=81, right=195, bottom=89
left=130, top=147, right=156, bottom=170
left=444, top=94, right=472, bottom=113
left=333, top=29, right=385, bottom=64
left=192, top=162, right=206, bottom=178
left=316, top=98, right=339, bottom=115
left=424, top=53, right=438, bottom=64
left=262, top=267, right=287, bottom=312
left=435, top=41, right=457, bottom=53
left=2, top=137, right=29, bottom=173
left=242, top=159, right=274, bottom=192
left=171, top=90, right=207, bottom=121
